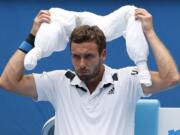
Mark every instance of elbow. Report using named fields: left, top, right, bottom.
left=167, top=74, right=180, bottom=87
left=0, top=77, right=16, bottom=92
left=0, top=77, right=6, bottom=89
left=0, top=80, right=12, bottom=91
left=0, top=78, right=2, bottom=88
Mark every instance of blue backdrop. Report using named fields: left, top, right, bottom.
left=0, top=0, right=179, bottom=134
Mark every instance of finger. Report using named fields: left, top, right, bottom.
left=36, top=14, right=51, bottom=23
left=135, top=14, right=144, bottom=21
left=37, top=10, right=50, bottom=17
left=38, top=14, right=51, bottom=20
left=135, top=8, right=147, bottom=13
left=135, top=8, right=151, bottom=16
left=38, top=17, right=51, bottom=24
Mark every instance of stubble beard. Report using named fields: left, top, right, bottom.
left=75, top=61, right=102, bottom=83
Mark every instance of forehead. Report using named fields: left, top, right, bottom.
left=71, top=42, right=98, bottom=54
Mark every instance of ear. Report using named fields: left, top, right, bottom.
left=100, top=49, right=106, bottom=62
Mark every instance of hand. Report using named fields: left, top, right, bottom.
left=135, top=8, right=154, bottom=36
left=30, top=10, right=51, bottom=36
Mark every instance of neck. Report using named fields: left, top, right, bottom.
left=86, top=65, right=105, bottom=94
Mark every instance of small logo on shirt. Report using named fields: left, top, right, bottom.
left=107, top=87, right=115, bottom=95
left=131, top=69, right=138, bottom=75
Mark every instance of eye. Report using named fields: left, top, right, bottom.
left=84, top=54, right=95, bottom=59
left=72, top=54, right=80, bottom=60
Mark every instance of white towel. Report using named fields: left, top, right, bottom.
left=24, top=5, right=152, bottom=86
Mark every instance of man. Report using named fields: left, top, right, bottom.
left=0, top=8, right=179, bottom=135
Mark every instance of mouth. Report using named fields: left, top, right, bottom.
left=77, top=70, right=90, bottom=75
left=78, top=71, right=89, bottom=75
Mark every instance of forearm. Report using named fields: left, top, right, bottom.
left=1, top=32, right=35, bottom=90
left=0, top=10, right=50, bottom=97
left=146, top=30, right=179, bottom=84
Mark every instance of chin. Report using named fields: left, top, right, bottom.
left=79, top=76, right=89, bottom=81
left=78, top=75, right=92, bottom=82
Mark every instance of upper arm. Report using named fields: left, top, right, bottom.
left=142, top=71, right=180, bottom=95
left=1, top=74, right=37, bottom=99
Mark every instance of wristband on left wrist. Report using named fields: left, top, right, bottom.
left=18, top=33, right=35, bottom=54
left=18, top=41, right=34, bottom=54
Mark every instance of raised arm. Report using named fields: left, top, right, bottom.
left=0, top=10, right=51, bottom=98
left=135, top=8, right=180, bottom=94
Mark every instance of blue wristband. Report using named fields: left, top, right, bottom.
left=18, top=41, right=33, bottom=53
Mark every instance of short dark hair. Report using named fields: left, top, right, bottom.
left=69, top=25, right=106, bottom=54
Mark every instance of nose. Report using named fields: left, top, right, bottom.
left=79, top=58, right=86, bottom=69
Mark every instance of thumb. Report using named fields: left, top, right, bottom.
left=135, top=14, right=144, bottom=22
